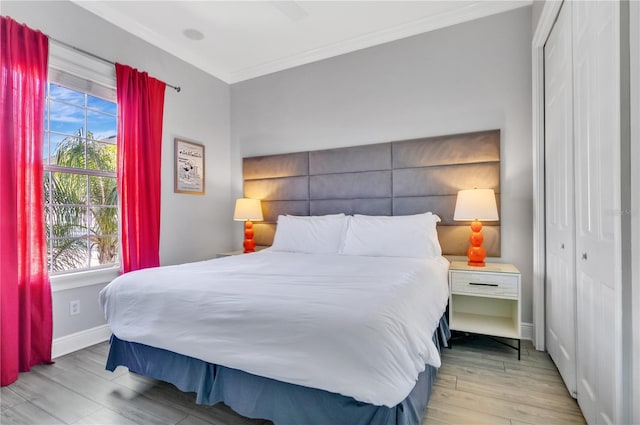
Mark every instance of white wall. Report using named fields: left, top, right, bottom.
left=231, top=7, right=534, bottom=323
left=4, top=0, right=234, bottom=340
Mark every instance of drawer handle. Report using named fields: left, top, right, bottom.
left=469, top=282, right=499, bottom=287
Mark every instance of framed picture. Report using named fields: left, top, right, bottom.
left=174, top=138, right=205, bottom=195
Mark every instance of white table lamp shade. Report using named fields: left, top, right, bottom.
left=453, top=189, right=499, bottom=221
left=233, top=198, right=263, bottom=221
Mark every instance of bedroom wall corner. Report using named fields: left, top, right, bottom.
left=531, top=1, right=546, bottom=32
left=230, top=6, right=534, bottom=323
left=4, top=0, right=234, bottom=342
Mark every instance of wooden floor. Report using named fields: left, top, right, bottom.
left=425, top=335, right=585, bottom=425
left=1, top=336, right=584, bottom=425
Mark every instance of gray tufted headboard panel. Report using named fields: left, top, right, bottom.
left=242, top=129, right=500, bottom=256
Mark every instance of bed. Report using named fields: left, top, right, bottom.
left=100, top=213, right=451, bottom=425
left=101, top=130, right=502, bottom=424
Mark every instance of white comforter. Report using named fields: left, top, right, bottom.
left=99, top=250, right=450, bottom=407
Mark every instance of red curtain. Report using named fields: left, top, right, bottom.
left=0, top=16, right=53, bottom=386
left=116, top=63, right=166, bottom=273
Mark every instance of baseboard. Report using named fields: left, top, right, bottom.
left=52, top=324, right=112, bottom=358
left=521, top=322, right=534, bottom=341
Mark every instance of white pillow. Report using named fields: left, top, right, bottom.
left=286, top=213, right=345, bottom=220
left=340, top=213, right=442, bottom=258
left=271, top=214, right=348, bottom=254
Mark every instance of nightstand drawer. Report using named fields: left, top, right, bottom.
left=451, top=272, right=518, bottom=298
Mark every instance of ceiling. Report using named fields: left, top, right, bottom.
left=72, top=1, right=531, bottom=84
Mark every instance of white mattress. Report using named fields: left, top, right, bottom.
left=99, top=250, right=450, bottom=407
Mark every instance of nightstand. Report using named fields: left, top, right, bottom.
left=448, top=261, right=521, bottom=359
left=216, top=246, right=267, bottom=258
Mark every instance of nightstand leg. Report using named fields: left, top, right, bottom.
left=518, top=339, right=521, bottom=360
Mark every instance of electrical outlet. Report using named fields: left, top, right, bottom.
left=69, top=300, right=80, bottom=316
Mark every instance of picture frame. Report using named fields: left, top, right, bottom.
left=174, top=138, right=205, bottom=195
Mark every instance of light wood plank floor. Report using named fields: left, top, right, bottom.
left=1, top=336, right=584, bottom=425
left=426, top=335, right=585, bottom=425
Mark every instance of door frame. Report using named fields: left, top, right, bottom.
left=630, top=1, right=640, bottom=422
left=531, top=0, right=562, bottom=351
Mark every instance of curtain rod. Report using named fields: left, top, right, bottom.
left=51, top=38, right=181, bottom=93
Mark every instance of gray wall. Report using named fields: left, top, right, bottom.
left=231, top=7, right=534, bottom=323
left=52, top=284, right=107, bottom=338
left=4, top=0, right=234, bottom=339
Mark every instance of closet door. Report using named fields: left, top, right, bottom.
left=544, top=1, right=577, bottom=398
left=573, top=1, right=622, bottom=424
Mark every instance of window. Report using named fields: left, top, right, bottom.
left=43, top=77, right=118, bottom=274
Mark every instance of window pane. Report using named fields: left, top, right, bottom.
left=87, top=143, right=116, bottom=173
left=45, top=206, right=51, bottom=239
left=91, top=207, right=118, bottom=236
left=49, top=83, right=85, bottom=107
left=87, top=95, right=116, bottom=115
left=44, top=101, right=49, bottom=131
left=42, top=131, right=49, bottom=165
left=87, top=111, right=117, bottom=140
left=50, top=237, right=88, bottom=272
left=53, top=135, right=88, bottom=169
left=89, top=176, right=117, bottom=206
left=87, top=110, right=116, bottom=142
left=49, top=100, right=85, bottom=138
left=90, top=236, right=119, bottom=267
left=90, top=205, right=117, bottom=235
left=52, top=172, right=87, bottom=204
left=44, top=171, right=52, bottom=206
left=48, top=205, right=88, bottom=238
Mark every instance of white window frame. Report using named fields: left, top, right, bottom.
left=47, top=42, right=120, bottom=291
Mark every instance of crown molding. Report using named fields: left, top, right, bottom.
left=226, top=1, right=529, bottom=83
left=72, top=1, right=530, bottom=85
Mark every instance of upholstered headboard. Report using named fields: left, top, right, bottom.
left=242, top=129, right=500, bottom=256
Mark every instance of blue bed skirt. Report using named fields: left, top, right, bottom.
left=106, top=317, right=450, bottom=425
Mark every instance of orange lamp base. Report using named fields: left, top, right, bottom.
left=467, top=219, right=487, bottom=267
left=243, top=220, right=256, bottom=253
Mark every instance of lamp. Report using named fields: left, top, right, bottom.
left=453, top=188, right=499, bottom=267
left=233, top=198, right=263, bottom=253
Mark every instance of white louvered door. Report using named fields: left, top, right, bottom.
left=572, top=1, right=622, bottom=424
left=544, top=1, right=577, bottom=398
